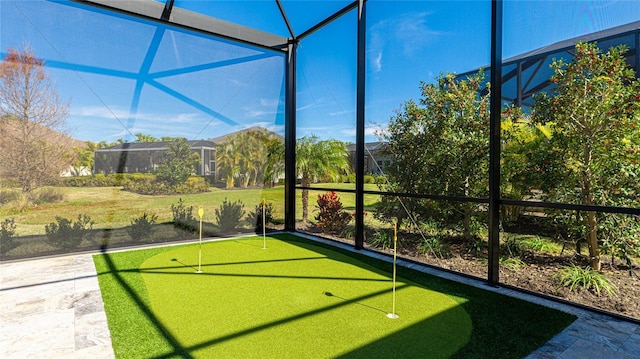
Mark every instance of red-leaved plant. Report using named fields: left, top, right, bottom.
left=315, top=191, right=353, bottom=233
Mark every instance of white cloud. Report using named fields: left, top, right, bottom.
left=368, top=11, right=444, bottom=72
left=370, top=51, right=383, bottom=73
left=69, top=105, right=208, bottom=141
left=72, top=105, right=201, bottom=124
left=259, top=98, right=280, bottom=107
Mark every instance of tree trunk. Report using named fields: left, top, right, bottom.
left=463, top=208, right=472, bottom=239
left=225, top=175, right=234, bottom=189
left=301, top=178, right=309, bottom=222
left=582, top=145, right=600, bottom=271
left=463, top=177, right=471, bottom=238
left=586, top=210, right=600, bottom=271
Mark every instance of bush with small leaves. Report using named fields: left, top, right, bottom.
left=171, top=198, right=197, bottom=233
left=175, top=177, right=210, bottom=194
left=245, top=202, right=274, bottom=231
left=215, top=198, right=245, bottom=234
left=0, top=218, right=18, bottom=255
left=45, top=214, right=94, bottom=250
left=315, top=191, right=353, bottom=233
left=127, top=212, right=158, bottom=241
left=554, top=265, right=617, bottom=297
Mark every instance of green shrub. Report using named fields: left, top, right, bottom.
left=245, top=202, right=274, bottom=231
left=0, top=218, right=18, bottom=255
left=123, top=177, right=168, bottom=195
left=93, top=173, right=107, bottom=186
left=501, top=236, right=528, bottom=258
left=45, top=214, right=94, bottom=250
left=171, top=198, right=197, bottom=233
left=418, top=236, right=449, bottom=258
left=369, top=230, right=393, bottom=250
left=61, top=177, right=86, bottom=187
left=467, top=236, right=487, bottom=256
left=363, top=174, right=375, bottom=184
left=175, top=177, right=210, bottom=194
left=315, top=191, right=353, bottom=233
left=554, top=265, right=617, bottom=297
left=33, top=187, right=64, bottom=204
left=127, top=212, right=158, bottom=241
left=215, top=198, right=245, bottom=234
left=0, top=189, right=20, bottom=205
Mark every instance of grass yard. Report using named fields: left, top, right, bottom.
left=1, top=184, right=381, bottom=236
left=94, top=233, right=576, bottom=359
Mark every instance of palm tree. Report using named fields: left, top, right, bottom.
left=216, top=138, right=240, bottom=188
left=264, top=137, right=285, bottom=187
left=296, top=135, right=352, bottom=222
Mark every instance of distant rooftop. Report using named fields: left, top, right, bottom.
left=95, top=140, right=216, bottom=152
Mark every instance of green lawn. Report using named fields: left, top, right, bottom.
left=94, top=233, right=576, bottom=359
left=1, top=184, right=381, bottom=236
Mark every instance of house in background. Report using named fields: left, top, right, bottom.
left=94, top=140, right=217, bottom=176
left=346, top=142, right=390, bottom=175
left=92, top=126, right=283, bottom=178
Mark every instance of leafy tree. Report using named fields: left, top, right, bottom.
left=378, top=71, right=490, bottom=237
left=264, top=136, right=285, bottom=187
left=0, top=46, right=73, bottom=201
left=155, top=138, right=200, bottom=189
left=531, top=42, right=640, bottom=271
left=135, top=133, right=159, bottom=143
left=216, top=135, right=242, bottom=188
left=216, top=128, right=282, bottom=189
left=160, top=136, right=183, bottom=142
left=296, top=135, right=351, bottom=222
left=500, top=107, right=558, bottom=221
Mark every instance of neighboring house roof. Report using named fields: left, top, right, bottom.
left=503, top=20, right=640, bottom=65
left=95, top=140, right=217, bottom=152
left=346, top=141, right=387, bottom=152
left=94, top=126, right=284, bottom=152
left=459, top=20, right=640, bottom=77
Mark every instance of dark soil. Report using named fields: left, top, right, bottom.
left=416, top=247, right=640, bottom=321
left=300, top=223, right=640, bottom=321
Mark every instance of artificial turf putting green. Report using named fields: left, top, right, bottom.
left=94, top=233, right=576, bottom=358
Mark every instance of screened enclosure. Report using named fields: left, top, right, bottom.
left=1, top=0, right=639, bottom=321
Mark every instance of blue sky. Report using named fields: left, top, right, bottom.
left=1, top=0, right=639, bottom=143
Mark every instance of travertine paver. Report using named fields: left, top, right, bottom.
left=0, top=255, right=114, bottom=359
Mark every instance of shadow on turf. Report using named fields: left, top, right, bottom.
left=97, top=235, right=576, bottom=359
left=322, top=291, right=388, bottom=314
left=141, top=256, right=394, bottom=283
left=100, top=251, right=195, bottom=359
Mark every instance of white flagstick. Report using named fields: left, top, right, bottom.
left=196, top=206, right=204, bottom=273
left=262, top=198, right=267, bottom=249
left=387, top=221, right=399, bottom=319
